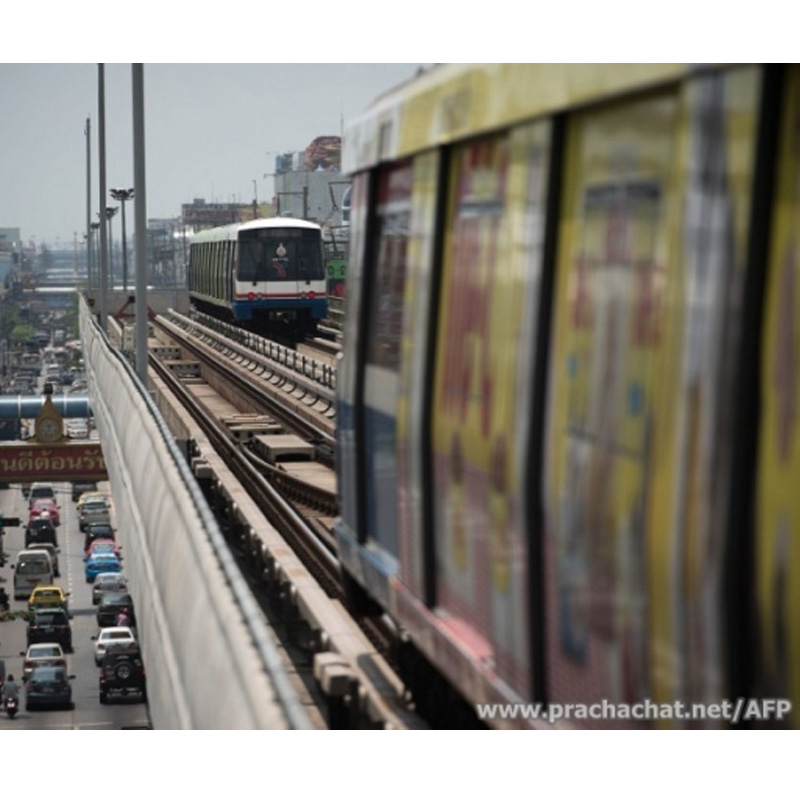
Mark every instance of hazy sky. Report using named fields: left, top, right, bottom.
left=0, top=63, right=420, bottom=247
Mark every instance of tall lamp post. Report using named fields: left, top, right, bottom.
left=102, top=206, right=119, bottom=286
left=110, top=187, right=134, bottom=292
left=89, top=221, right=101, bottom=290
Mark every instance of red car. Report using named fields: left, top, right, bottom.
left=29, top=499, right=60, bottom=527
left=84, top=539, right=122, bottom=561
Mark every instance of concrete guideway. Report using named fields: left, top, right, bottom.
left=78, top=296, right=312, bottom=729
left=148, top=334, right=424, bottom=729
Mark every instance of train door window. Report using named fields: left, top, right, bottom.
left=393, top=150, right=441, bottom=598
left=361, top=160, right=413, bottom=562
left=337, top=174, right=371, bottom=542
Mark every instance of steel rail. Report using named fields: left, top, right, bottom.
left=153, top=315, right=335, bottom=449
left=148, top=352, right=342, bottom=596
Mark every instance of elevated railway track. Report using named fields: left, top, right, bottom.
left=143, top=310, right=422, bottom=729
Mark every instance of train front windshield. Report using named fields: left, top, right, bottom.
left=238, top=228, right=324, bottom=282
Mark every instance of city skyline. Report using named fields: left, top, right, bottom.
left=0, top=64, right=420, bottom=249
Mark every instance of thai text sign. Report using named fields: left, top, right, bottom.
left=0, top=443, right=108, bottom=481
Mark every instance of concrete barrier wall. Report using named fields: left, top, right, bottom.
left=84, top=288, right=191, bottom=317
left=79, top=297, right=310, bottom=729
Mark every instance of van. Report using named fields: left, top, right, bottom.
left=13, top=550, right=55, bottom=600
left=27, top=543, right=60, bottom=577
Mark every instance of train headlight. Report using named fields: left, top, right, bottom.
left=247, top=292, right=255, bottom=301
left=308, top=291, right=316, bottom=299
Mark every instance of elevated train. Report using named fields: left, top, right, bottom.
left=335, top=63, right=800, bottom=727
left=188, top=217, right=328, bottom=337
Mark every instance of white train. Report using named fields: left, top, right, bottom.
left=188, top=217, right=328, bottom=337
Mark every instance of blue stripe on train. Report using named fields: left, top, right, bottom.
left=232, top=297, right=327, bottom=322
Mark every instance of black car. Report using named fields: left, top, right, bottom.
left=97, top=592, right=135, bottom=628
left=26, top=665, right=74, bottom=711
left=72, top=480, right=98, bottom=502
left=99, top=643, right=146, bottom=704
left=27, top=608, right=72, bottom=651
left=84, top=523, right=115, bottom=554
left=25, top=518, right=57, bottom=548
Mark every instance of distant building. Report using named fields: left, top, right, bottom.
left=180, top=199, right=248, bottom=230
left=273, top=137, right=349, bottom=229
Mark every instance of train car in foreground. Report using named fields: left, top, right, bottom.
left=335, top=63, right=800, bottom=728
left=188, top=217, right=327, bottom=337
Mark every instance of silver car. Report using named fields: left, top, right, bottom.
left=79, top=499, right=110, bottom=531
left=92, top=572, right=128, bottom=605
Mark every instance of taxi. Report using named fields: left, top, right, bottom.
left=76, top=491, right=106, bottom=514
left=27, top=585, right=70, bottom=615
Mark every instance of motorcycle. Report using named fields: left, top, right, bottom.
left=4, top=697, right=18, bottom=719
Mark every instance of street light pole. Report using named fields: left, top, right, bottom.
left=85, top=117, right=92, bottom=291
left=98, top=64, right=109, bottom=330
left=132, top=64, right=148, bottom=387
left=104, top=206, right=118, bottom=286
left=89, top=221, right=100, bottom=292
left=111, top=188, right=134, bottom=292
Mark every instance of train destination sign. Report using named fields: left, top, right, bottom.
left=0, top=443, right=108, bottom=481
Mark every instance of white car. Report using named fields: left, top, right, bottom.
left=66, top=419, right=89, bottom=439
left=20, top=643, right=67, bottom=679
left=92, top=626, right=136, bottom=665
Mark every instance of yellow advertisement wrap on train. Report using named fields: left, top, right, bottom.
left=758, top=66, right=800, bottom=727
left=545, top=93, right=677, bottom=709
left=545, top=68, right=760, bottom=720
left=397, top=152, right=440, bottom=598
left=430, top=123, right=552, bottom=697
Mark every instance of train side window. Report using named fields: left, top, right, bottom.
left=359, top=161, right=414, bottom=562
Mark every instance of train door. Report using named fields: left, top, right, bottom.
left=543, top=67, right=762, bottom=722
left=428, top=126, right=553, bottom=702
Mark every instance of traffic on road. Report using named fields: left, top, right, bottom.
left=0, top=479, right=149, bottom=729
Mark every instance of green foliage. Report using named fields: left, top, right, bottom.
left=0, top=304, right=19, bottom=342
left=0, top=609, right=29, bottom=622
left=63, top=295, right=79, bottom=339
left=10, top=323, right=34, bottom=345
